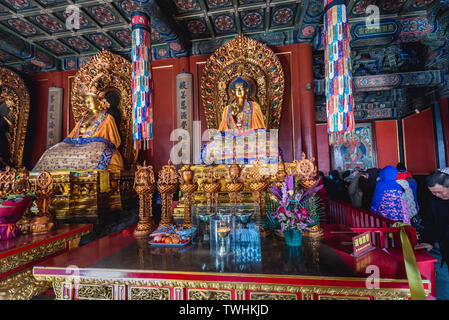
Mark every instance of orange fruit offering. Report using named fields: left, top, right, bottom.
left=165, top=237, right=172, bottom=244
left=172, top=237, right=180, bottom=244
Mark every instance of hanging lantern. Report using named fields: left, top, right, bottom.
left=323, top=0, right=355, bottom=145
left=132, top=10, right=153, bottom=152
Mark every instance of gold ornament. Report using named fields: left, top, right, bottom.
left=200, top=34, right=284, bottom=130
left=157, top=160, right=179, bottom=227
left=179, top=165, right=198, bottom=229
left=201, top=168, right=221, bottom=210
left=133, top=163, right=156, bottom=237
left=294, top=152, right=318, bottom=189
left=30, top=171, right=56, bottom=235
left=0, top=67, right=30, bottom=168
left=225, top=161, right=244, bottom=205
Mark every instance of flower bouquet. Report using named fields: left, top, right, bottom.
left=265, top=174, right=324, bottom=246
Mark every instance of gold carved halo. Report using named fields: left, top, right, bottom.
left=71, top=50, right=133, bottom=167
left=200, top=34, right=285, bottom=130
left=0, top=67, right=30, bottom=168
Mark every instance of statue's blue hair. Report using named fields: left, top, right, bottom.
left=232, top=77, right=251, bottom=96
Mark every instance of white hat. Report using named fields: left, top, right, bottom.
left=438, top=168, right=449, bottom=175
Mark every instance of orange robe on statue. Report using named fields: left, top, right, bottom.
left=218, top=100, right=265, bottom=132
left=68, top=113, right=124, bottom=170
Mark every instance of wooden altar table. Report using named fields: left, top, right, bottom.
left=0, top=224, right=92, bottom=299
left=32, top=224, right=435, bottom=300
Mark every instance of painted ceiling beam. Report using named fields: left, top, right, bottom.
left=314, top=70, right=445, bottom=94
left=0, top=0, right=124, bottom=20
left=148, top=0, right=190, bottom=56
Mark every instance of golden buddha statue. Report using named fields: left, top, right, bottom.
left=218, top=77, right=265, bottom=132
left=33, top=89, right=124, bottom=172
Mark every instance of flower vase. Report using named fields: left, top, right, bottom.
left=283, top=228, right=303, bottom=246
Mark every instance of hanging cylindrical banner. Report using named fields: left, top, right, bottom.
left=176, top=71, right=193, bottom=164
left=132, top=10, right=153, bottom=152
left=323, top=0, right=355, bottom=145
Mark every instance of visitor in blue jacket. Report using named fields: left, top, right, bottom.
left=371, top=165, right=408, bottom=222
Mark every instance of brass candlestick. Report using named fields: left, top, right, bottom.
left=157, top=160, right=179, bottom=227
left=179, top=165, right=198, bottom=229
left=201, top=168, right=221, bottom=211
left=274, top=157, right=288, bottom=189
left=217, top=226, right=231, bottom=257
left=225, top=161, right=244, bottom=205
left=246, top=160, right=269, bottom=216
left=133, top=163, right=156, bottom=238
left=30, top=171, right=56, bottom=235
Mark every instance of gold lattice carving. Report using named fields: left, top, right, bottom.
left=0, top=67, right=30, bottom=168
left=76, top=284, right=114, bottom=300
left=188, top=289, right=232, bottom=300
left=0, top=268, right=50, bottom=300
left=129, top=287, right=171, bottom=300
left=200, top=34, right=285, bottom=130
left=250, top=292, right=298, bottom=300
left=71, top=50, right=134, bottom=166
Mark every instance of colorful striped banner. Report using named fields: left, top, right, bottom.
left=132, top=10, right=153, bottom=152
left=324, top=0, right=355, bottom=145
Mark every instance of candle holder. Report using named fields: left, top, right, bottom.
left=201, top=168, right=221, bottom=211
left=225, top=160, right=244, bottom=205
left=179, top=165, right=198, bottom=229
left=246, top=160, right=269, bottom=216
left=157, top=160, right=179, bottom=228
left=217, top=226, right=231, bottom=257
left=133, top=163, right=156, bottom=238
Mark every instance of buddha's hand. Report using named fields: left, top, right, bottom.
left=414, top=243, right=433, bottom=251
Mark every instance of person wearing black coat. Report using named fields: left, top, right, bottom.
left=359, top=168, right=379, bottom=210
left=415, top=170, right=449, bottom=267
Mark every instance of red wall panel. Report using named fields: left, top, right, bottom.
left=402, top=108, right=437, bottom=174
left=375, top=120, right=399, bottom=169
left=315, top=123, right=330, bottom=174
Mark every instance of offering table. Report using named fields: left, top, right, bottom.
left=32, top=224, right=435, bottom=300
left=0, top=224, right=92, bottom=299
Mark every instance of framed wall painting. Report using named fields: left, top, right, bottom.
left=331, top=122, right=377, bottom=171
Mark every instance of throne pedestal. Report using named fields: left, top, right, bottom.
left=29, top=169, right=136, bottom=222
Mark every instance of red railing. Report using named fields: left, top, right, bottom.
left=321, top=196, right=396, bottom=228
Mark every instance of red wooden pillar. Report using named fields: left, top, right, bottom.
left=297, top=43, right=318, bottom=161
left=439, top=97, right=449, bottom=167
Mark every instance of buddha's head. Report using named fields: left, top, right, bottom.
left=84, top=93, right=107, bottom=114
left=232, top=77, right=250, bottom=101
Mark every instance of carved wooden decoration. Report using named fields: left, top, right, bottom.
left=0, top=68, right=30, bottom=168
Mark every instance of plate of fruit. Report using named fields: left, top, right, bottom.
left=148, top=225, right=196, bottom=247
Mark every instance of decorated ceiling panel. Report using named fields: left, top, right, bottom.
left=0, top=0, right=444, bottom=88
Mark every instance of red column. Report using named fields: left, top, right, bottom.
left=439, top=97, right=449, bottom=166
left=297, top=43, right=318, bottom=161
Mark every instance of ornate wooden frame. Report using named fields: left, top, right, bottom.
left=70, top=50, right=134, bottom=167
left=0, top=67, right=30, bottom=168
left=200, top=34, right=285, bottom=130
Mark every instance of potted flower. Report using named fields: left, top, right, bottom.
left=267, top=174, right=323, bottom=246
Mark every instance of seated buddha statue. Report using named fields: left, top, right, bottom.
left=218, top=77, right=265, bottom=133
left=33, top=90, right=124, bottom=172
left=201, top=77, right=278, bottom=165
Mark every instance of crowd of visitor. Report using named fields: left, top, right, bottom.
left=321, top=163, right=421, bottom=228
